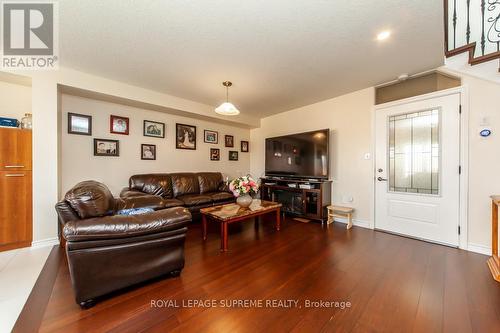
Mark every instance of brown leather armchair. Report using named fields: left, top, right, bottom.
left=55, top=180, right=191, bottom=308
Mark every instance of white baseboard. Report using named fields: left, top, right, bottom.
left=333, top=217, right=372, bottom=229
left=467, top=242, right=491, bottom=256
left=31, top=237, right=59, bottom=248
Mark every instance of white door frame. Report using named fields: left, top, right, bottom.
left=371, top=86, right=469, bottom=250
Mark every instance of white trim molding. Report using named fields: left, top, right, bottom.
left=333, top=217, right=371, bottom=229
left=467, top=243, right=491, bottom=256
left=31, top=237, right=59, bottom=248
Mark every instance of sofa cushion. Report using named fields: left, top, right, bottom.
left=119, top=188, right=147, bottom=198
left=171, top=173, right=200, bottom=197
left=64, top=181, right=115, bottom=219
left=197, top=172, right=223, bottom=194
left=163, top=198, right=184, bottom=208
left=129, top=174, right=173, bottom=198
left=177, top=194, right=212, bottom=207
left=115, top=195, right=169, bottom=211
left=63, top=207, right=191, bottom=241
left=206, top=191, right=234, bottom=202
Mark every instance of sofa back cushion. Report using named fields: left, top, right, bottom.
left=171, top=173, right=200, bottom=197
left=64, top=180, right=115, bottom=219
left=197, top=172, right=223, bottom=194
left=129, top=174, right=173, bottom=198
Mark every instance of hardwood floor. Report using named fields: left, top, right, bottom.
left=14, top=217, right=500, bottom=332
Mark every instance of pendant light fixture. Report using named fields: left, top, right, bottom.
left=215, top=81, right=240, bottom=116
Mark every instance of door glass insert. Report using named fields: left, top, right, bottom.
left=388, top=109, right=440, bottom=195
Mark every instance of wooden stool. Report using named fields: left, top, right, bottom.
left=327, top=205, right=354, bottom=229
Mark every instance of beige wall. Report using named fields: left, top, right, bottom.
left=461, top=73, right=500, bottom=251
left=250, top=88, right=375, bottom=225
left=250, top=73, right=500, bottom=252
left=0, top=80, right=31, bottom=120
left=61, top=94, right=250, bottom=196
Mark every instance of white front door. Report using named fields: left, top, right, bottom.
left=375, top=93, right=461, bottom=246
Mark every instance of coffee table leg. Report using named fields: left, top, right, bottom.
left=220, top=221, right=228, bottom=252
left=202, top=214, right=207, bottom=241
left=276, top=208, right=281, bottom=231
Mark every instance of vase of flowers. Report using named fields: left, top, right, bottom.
left=229, top=175, right=259, bottom=208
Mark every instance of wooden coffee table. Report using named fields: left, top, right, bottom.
left=200, top=200, right=282, bottom=252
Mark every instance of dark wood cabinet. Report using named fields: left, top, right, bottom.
left=0, top=128, right=32, bottom=251
left=260, top=177, right=331, bottom=221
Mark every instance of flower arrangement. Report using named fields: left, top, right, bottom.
left=229, top=175, right=259, bottom=197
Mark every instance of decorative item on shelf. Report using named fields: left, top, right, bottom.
left=110, top=115, right=129, bottom=135
left=241, top=140, right=249, bottom=152
left=210, top=148, right=220, bottom=161
left=0, top=117, right=19, bottom=128
left=215, top=81, right=240, bottom=116
left=143, top=120, right=165, bottom=138
left=68, top=112, right=91, bottom=135
left=141, top=144, right=156, bottom=160
left=204, top=129, right=218, bottom=144
left=229, top=175, right=259, bottom=208
left=20, top=113, right=32, bottom=129
left=176, top=123, right=196, bottom=150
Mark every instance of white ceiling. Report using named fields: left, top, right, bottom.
left=59, top=0, right=444, bottom=118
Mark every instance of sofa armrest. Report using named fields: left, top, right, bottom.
left=63, top=207, right=191, bottom=242
left=218, top=182, right=230, bottom=192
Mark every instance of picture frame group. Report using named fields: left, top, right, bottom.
left=67, top=112, right=248, bottom=161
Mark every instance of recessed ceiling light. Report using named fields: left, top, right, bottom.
left=377, top=30, right=391, bottom=41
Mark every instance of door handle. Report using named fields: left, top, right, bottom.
left=5, top=165, right=25, bottom=168
left=377, top=177, right=387, bottom=181
left=5, top=174, right=25, bottom=177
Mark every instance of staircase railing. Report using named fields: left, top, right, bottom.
left=445, top=0, right=500, bottom=68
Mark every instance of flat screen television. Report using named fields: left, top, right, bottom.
left=265, top=129, right=329, bottom=179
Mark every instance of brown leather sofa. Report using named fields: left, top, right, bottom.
left=55, top=180, right=191, bottom=308
left=120, top=172, right=235, bottom=220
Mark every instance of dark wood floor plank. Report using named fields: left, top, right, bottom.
left=14, top=218, right=498, bottom=333
left=443, top=248, right=474, bottom=333
left=411, top=244, right=446, bottom=333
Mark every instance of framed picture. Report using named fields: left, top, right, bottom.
left=94, top=139, right=119, bottom=156
left=210, top=148, right=220, bottom=161
left=229, top=150, right=238, bottom=161
left=241, top=140, right=249, bottom=152
left=141, top=144, right=156, bottom=160
left=204, top=130, right=218, bottom=144
left=176, top=123, right=196, bottom=150
left=225, top=135, right=234, bottom=147
left=143, top=120, right=165, bottom=138
left=68, top=113, right=92, bottom=135
left=110, top=115, right=129, bottom=135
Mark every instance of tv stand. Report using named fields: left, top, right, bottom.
left=260, top=177, right=332, bottom=222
